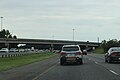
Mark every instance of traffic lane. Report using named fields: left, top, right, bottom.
left=0, top=55, right=59, bottom=80
left=86, top=53, right=120, bottom=76
left=32, top=57, right=120, bottom=80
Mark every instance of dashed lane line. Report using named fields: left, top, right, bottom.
left=95, top=61, right=99, bottom=64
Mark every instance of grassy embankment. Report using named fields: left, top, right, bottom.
left=92, top=47, right=104, bottom=54
left=0, top=52, right=57, bottom=71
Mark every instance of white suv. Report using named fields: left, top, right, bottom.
left=60, top=45, right=83, bottom=65
left=0, top=48, right=9, bottom=53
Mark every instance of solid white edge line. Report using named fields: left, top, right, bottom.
left=109, top=70, right=119, bottom=76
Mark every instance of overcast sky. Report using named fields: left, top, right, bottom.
left=0, top=0, right=120, bottom=42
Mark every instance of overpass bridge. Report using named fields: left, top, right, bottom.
left=0, top=38, right=101, bottom=50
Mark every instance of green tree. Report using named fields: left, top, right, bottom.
left=5, top=30, right=10, bottom=37
left=0, top=29, right=17, bottom=39
left=101, top=39, right=120, bottom=52
left=101, top=40, right=107, bottom=52
left=13, top=35, right=17, bottom=39
left=8, top=34, right=12, bottom=38
left=0, top=29, right=6, bottom=38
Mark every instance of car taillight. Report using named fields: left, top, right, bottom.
left=111, top=53, right=117, bottom=56
left=76, top=52, right=82, bottom=55
left=60, top=52, right=66, bottom=55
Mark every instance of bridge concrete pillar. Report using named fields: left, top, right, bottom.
left=50, top=44, right=54, bottom=52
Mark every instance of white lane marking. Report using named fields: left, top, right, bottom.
left=95, top=62, right=98, bottom=64
left=109, top=70, right=119, bottom=76
left=32, top=64, right=57, bottom=80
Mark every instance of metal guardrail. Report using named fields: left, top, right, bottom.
left=0, top=51, right=48, bottom=58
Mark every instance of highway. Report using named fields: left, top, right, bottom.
left=0, top=53, right=120, bottom=80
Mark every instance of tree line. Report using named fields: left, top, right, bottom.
left=0, top=29, right=17, bottom=49
left=0, top=29, right=17, bottom=39
left=101, top=39, right=120, bottom=52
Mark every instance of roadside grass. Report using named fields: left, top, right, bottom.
left=92, top=47, right=104, bottom=54
left=0, top=52, right=57, bottom=71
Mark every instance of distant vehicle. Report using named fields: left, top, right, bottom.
left=18, top=49, right=25, bottom=52
left=39, top=50, right=44, bottom=52
left=105, top=47, right=120, bottom=63
left=31, top=47, right=34, bottom=51
left=83, top=50, right=87, bottom=55
left=60, top=45, right=83, bottom=65
left=0, top=48, right=9, bottom=53
left=24, top=49, right=31, bottom=52
left=9, top=48, right=18, bottom=52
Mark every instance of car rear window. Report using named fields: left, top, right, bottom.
left=63, top=46, right=79, bottom=51
left=111, top=49, right=120, bottom=52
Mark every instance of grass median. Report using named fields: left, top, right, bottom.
left=0, top=52, right=57, bottom=71
left=92, top=47, right=104, bottom=54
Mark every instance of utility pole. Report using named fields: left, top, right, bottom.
left=73, top=28, right=75, bottom=41
left=98, top=37, right=99, bottom=43
left=0, top=17, right=3, bottom=31
left=52, top=35, right=54, bottom=40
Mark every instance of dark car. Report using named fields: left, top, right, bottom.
left=60, top=45, right=83, bottom=65
left=105, top=47, right=120, bottom=63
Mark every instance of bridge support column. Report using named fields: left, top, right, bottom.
left=50, top=44, right=54, bottom=52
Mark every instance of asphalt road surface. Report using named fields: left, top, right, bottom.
left=0, top=53, right=120, bottom=80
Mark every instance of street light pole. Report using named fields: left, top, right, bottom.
left=52, top=35, right=54, bottom=40
left=98, top=37, right=99, bottom=43
left=73, top=29, right=75, bottom=41
left=0, top=17, right=3, bottom=31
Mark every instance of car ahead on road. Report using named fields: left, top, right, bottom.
left=60, top=45, right=83, bottom=65
left=18, top=49, right=25, bottom=52
left=0, top=48, right=9, bottom=53
left=105, top=47, right=120, bottom=63
left=83, top=50, right=87, bottom=55
left=9, top=48, right=18, bottom=52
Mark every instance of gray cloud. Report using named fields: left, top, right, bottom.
left=0, top=0, right=120, bottom=41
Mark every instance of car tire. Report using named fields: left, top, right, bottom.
left=107, top=58, right=112, bottom=63
left=81, top=61, right=83, bottom=64
left=80, top=59, right=83, bottom=64
left=77, top=59, right=83, bottom=65
left=105, top=59, right=108, bottom=62
left=60, top=60, right=64, bottom=65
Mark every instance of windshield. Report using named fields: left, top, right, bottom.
left=63, top=46, right=79, bottom=51
left=1, top=48, right=7, bottom=50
